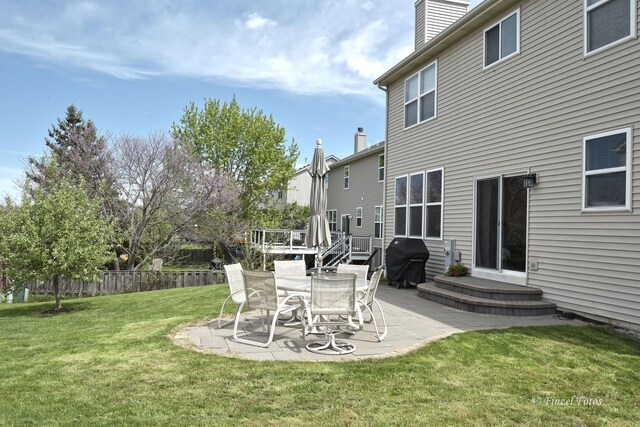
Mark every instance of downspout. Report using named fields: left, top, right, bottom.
left=377, top=83, right=389, bottom=274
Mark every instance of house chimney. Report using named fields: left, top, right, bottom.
left=354, top=127, right=366, bottom=153
left=415, top=0, right=469, bottom=50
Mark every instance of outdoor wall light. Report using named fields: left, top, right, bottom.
left=522, top=173, right=537, bottom=189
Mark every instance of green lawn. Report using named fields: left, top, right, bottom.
left=1, top=286, right=638, bottom=426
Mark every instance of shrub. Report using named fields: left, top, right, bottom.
left=445, top=262, right=469, bottom=277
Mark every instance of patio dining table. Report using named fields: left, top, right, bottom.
left=274, top=276, right=368, bottom=294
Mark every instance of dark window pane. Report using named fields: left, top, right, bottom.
left=485, top=25, right=500, bottom=65
left=501, top=13, right=518, bottom=57
left=374, top=223, right=382, bottom=239
left=410, top=174, right=424, bottom=204
left=425, top=205, right=442, bottom=238
left=420, top=92, right=435, bottom=122
left=588, top=0, right=631, bottom=52
left=501, top=176, right=527, bottom=272
left=586, top=132, right=627, bottom=170
left=405, top=101, right=418, bottom=127
left=395, top=207, right=407, bottom=235
left=409, top=206, right=423, bottom=237
left=427, top=170, right=442, bottom=203
left=379, top=168, right=384, bottom=181
left=395, top=177, right=407, bottom=205
left=586, top=172, right=626, bottom=207
left=587, top=0, right=600, bottom=5
left=475, top=178, right=499, bottom=269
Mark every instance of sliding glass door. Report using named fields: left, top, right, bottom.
left=474, top=175, right=527, bottom=274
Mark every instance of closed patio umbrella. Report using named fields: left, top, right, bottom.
left=306, top=139, right=331, bottom=255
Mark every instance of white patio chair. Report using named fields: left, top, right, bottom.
left=232, top=270, right=304, bottom=348
left=274, top=260, right=307, bottom=278
left=218, top=263, right=245, bottom=329
left=356, top=268, right=387, bottom=341
left=303, top=273, right=358, bottom=355
left=337, top=263, right=369, bottom=284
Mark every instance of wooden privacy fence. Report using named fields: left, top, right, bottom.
left=26, top=270, right=226, bottom=297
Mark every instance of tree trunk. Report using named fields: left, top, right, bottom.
left=53, top=275, right=62, bottom=310
left=113, top=253, right=120, bottom=271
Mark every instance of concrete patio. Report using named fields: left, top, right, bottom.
left=172, top=283, right=583, bottom=362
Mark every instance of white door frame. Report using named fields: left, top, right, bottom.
left=471, top=172, right=529, bottom=286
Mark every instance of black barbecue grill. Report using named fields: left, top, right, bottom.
left=385, top=238, right=430, bottom=288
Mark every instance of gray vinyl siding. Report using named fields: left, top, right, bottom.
left=327, top=149, right=385, bottom=248
left=384, top=0, right=640, bottom=327
left=415, top=1, right=426, bottom=51
left=425, top=1, right=469, bottom=42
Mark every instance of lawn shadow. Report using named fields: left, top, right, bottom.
left=0, top=301, right=94, bottom=318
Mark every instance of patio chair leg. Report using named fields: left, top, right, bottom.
left=217, top=295, right=233, bottom=329
left=306, top=331, right=356, bottom=355
left=371, top=299, right=388, bottom=341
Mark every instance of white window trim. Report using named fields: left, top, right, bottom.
left=582, top=127, right=633, bottom=212
left=409, top=172, right=425, bottom=238
left=425, top=167, right=445, bottom=241
left=393, top=175, right=409, bottom=237
left=341, top=214, right=349, bottom=233
left=583, top=0, right=637, bottom=57
left=327, top=209, right=337, bottom=232
left=344, top=165, right=350, bottom=190
left=356, top=207, right=363, bottom=228
left=404, top=60, right=438, bottom=130
left=378, top=154, right=385, bottom=182
left=374, top=206, right=384, bottom=239
left=483, top=8, right=521, bottom=70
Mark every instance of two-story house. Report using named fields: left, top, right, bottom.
left=375, top=0, right=639, bottom=328
left=271, top=155, right=339, bottom=209
left=326, top=128, right=385, bottom=267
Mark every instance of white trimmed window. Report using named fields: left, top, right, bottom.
left=327, top=209, right=337, bottom=232
left=425, top=168, right=444, bottom=239
left=344, top=166, right=350, bottom=189
left=404, top=61, right=437, bottom=128
left=356, top=207, right=363, bottom=228
left=341, top=214, right=349, bottom=233
left=378, top=154, right=385, bottom=182
left=583, top=128, right=632, bottom=211
left=374, top=206, right=383, bottom=239
left=409, top=172, right=424, bottom=238
left=394, top=176, right=408, bottom=236
left=484, top=9, right=520, bottom=68
left=585, top=0, right=636, bottom=55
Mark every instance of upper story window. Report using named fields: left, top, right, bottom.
left=394, top=176, right=408, bottom=236
left=277, top=190, right=283, bottom=199
left=484, top=9, right=520, bottom=68
left=405, top=61, right=437, bottom=128
left=356, top=207, right=363, bottom=227
left=378, top=154, right=385, bottom=182
left=344, top=166, right=350, bottom=189
left=585, top=0, right=636, bottom=55
left=583, top=128, right=632, bottom=211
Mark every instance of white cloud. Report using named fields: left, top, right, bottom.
left=0, top=1, right=415, bottom=100
left=245, top=12, right=277, bottom=29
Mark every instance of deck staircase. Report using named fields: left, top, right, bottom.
left=417, top=275, right=556, bottom=316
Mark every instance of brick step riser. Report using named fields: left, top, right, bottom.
left=434, top=281, right=543, bottom=301
left=417, top=288, right=557, bottom=316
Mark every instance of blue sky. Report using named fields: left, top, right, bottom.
left=0, top=0, right=483, bottom=199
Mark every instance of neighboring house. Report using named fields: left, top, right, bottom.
left=272, top=155, right=339, bottom=208
left=326, top=128, right=385, bottom=267
left=374, top=0, right=640, bottom=328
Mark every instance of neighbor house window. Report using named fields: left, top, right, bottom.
left=484, top=9, right=520, bottom=67
left=378, top=154, right=385, bottom=182
left=409, top=172, right=424, bottom=237
left=356, top=207, right=363, bottom=227
left=585, top=0, right=636, bottom=54
left=425, top=168, right=444, bottom=239
left=404, top=61, right=437, bottom=128
left=277, top=190, right=283, bottom=199
left=341, top=214, right=349, bottom=233
left=583, top=128, right=632, bottom=211
left=394, top=176, right=408, bottom=236
left=344, top=166, right=350, bottom=189
left=327, top=209, right=337, bottom=232
left=374, top=206, right=383, bottom=239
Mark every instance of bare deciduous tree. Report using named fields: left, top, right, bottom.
left=112, top=131, right=240, bottom=270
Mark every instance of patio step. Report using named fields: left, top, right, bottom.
left=417, top=277, right=556, bottom=316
